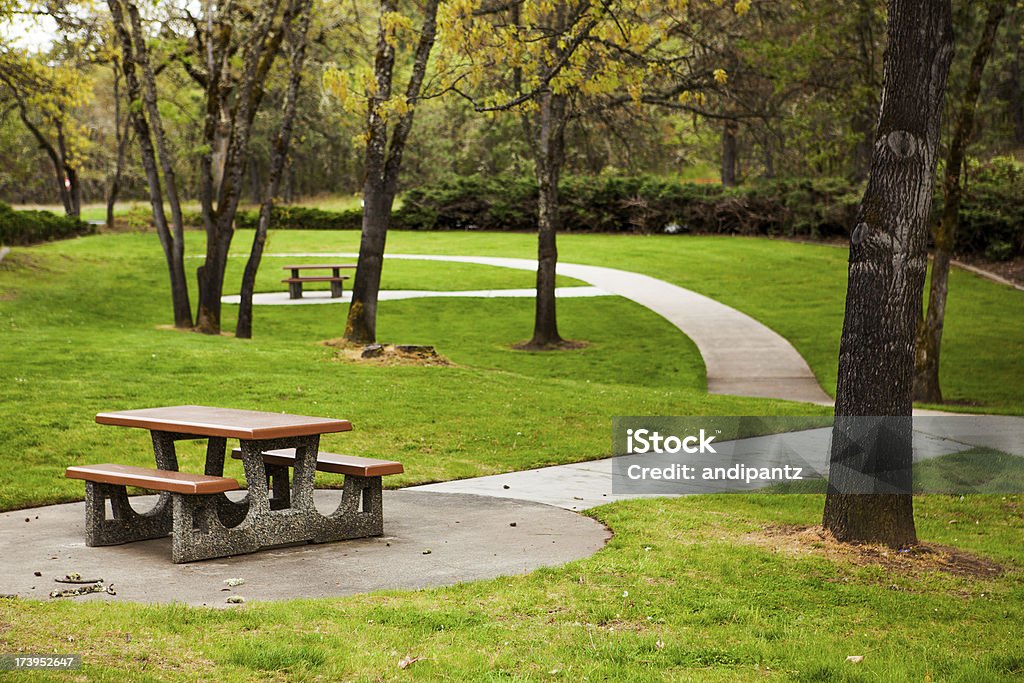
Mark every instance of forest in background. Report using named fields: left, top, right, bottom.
left=1, top=0, right=1021, bottom=210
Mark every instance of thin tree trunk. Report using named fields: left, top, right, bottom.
left=56, top=126, right=82, bottom=219
left=345, top=0, right=439, bottom=344
left=822, top=0, right=954, bottom=547
left=195, top=0, right=288, bottom=334
left=850, top=0, right=880, bottom=181
left=1009, top=14, right=1024, bottom=145
left=522, top=90, right=567, bottom=348
left=108, top=0, right=193, bottom=327
left=106, top=115, right=132, bottom=231
left=721, top=119, right=738, bottom=187
left=914, top=1, right=1007, bottom=404
left=237, top=0, right=313, bottom=339
left=106, top=66, right=132, bottom=231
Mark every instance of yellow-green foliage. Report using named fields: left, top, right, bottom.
left=434, top=0, right=749, bottom=112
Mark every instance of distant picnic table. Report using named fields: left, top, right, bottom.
left=281, top=263, right=356, bottom=299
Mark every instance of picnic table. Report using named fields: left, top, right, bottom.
left=65, top=405, right=402, bottom=563
left=281, top=263, right=356, bottom=299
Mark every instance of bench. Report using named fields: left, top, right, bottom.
left=230, top=447, right=402, bottom=514
left=65, top=464, right=240, bottom=548
left=281, top=264, right=356, bottom=299
left=281, top=275, right=350, bottom=299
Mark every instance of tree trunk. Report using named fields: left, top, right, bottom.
left=822, top=0, right=954, bottom=548
left=195, top=0, right=290, bottom=335
left=344, top=0, right=440, bottom=344
left=237, top=0, right=314, bottom=340
left=1009, top=15, right=1024, bottom=145
left=106, top=114, right=131, bottom=231
left=108, top=0, right=193, bottom=327
left=850, top=0, right=881, bottom=181
left=721, top=119, right=738, bottom=187
left=914, top=1, right=1006, bottom=404
left=522, top=90, right=567, bottom=349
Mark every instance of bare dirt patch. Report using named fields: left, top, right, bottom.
left=322, top=339, right=452, bottom=366
left=512, top=339, right=589, bottom=351
left=747, top=524, right=1004, bottom=579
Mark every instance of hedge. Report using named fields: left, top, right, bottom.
left=0, top=202, right=93, bottom=246
left=119, top=161, right=1023, bottom=261
left=235, top=205, right=363, bottom=231
left=397, top=174, right=864, bottom=238
left=393, top=164, right=1023, bottom=259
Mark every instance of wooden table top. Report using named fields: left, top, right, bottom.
left=95, top=405, right=352, bottom=440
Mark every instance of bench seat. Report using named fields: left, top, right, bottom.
left=65, top=464, right=243, bottom=553
left=281, top=275, right=350, bottom=299
left=65, top=463, right=240, bottom=494
left=230, top=448, right=403, bottom=477
left=280, top=276, right=350, bottom=283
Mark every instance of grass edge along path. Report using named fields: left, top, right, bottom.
left=0, top=493, right=1021, bottom=680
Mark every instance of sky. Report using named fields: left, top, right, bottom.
left=1, top=12, right=61, bottom=51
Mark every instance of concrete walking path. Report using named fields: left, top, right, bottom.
left=246, top=252, right=834, bottom=405
left=409, top=415, right=1024, bottom=510
left=222, top=285, right=612, bottom=305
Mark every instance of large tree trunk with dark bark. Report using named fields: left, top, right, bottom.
left=344, top=0, right=398, bottom=345
left=914, top=1, right=1008, bottom=404
left=522, top=90, right=567, bottom=349
left=822, top=0, right=954, bottom=548
left=344, top=0, right=439, bottom=344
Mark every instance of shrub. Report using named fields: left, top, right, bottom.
left=216, top=163, right=1023, bottom=261
left=234, top=205, right=363, bottom=231
left=955, top=157, right=1024, bottom=260
left=395, top=173, right=862, bottom=238
left=0, top=202, right=93, bottom=246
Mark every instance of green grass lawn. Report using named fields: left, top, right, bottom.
left=1, top=229, right=1022, bottom=680
left=2, top=494, right=1022, bottom=681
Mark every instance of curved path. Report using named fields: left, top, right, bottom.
left=252, top=252, right=833, bottom=405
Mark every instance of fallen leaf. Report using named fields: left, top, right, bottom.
left=398, top=655, right=421, bottom=669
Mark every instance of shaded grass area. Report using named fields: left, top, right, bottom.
left=1, top=494, right=1022, bottom=681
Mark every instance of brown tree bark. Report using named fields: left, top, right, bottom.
left=236, top=0, right=314, bottom=340
left=822, top=0, right=954, bottom=547
left=344, top=0, right=440, bottom=344
left=108, top=0, right=193, bottom=328
left=913, top=1, right=1007, bottom=404
left=721, top=119, right=738, bottom=187
left=194, top=0, right=291, bottom=335
left=520, top=90, right=568, bottom=348
left=106, top=63, right=132, bottom=231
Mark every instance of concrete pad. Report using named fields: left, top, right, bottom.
left=0, top=490, right=609, bottom=606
